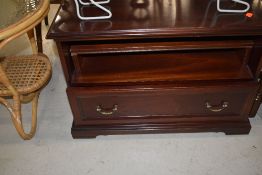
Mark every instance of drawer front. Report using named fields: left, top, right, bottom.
left=67, top=82, right=258, bottom=125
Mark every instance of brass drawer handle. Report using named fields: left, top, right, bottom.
left=96, top=104, right=118, bottom=115
left=206, top=101, right=229, bottom=112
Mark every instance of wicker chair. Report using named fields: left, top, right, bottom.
left=0, top=0, right=51, bottom=140
left=0, top=54, right=52, bottom=140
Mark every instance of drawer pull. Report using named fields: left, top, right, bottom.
left=206, top=101, right=229, bottom=112
left=96, top=104, right=118, bottom=115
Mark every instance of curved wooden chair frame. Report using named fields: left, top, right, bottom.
left=0, top=54, right=51, bottom=140
left=0, top=70, right=40, bottom=140
left=0, top=0, right=50, bottom=140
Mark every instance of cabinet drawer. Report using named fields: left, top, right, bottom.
left=70, top=40, right=254, bottom=85
left=67, top=82, right=258, bottom=125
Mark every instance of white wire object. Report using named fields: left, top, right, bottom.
left=73, top=0, right=112, bottom=20
left=217, top=0, right=250, bottom=13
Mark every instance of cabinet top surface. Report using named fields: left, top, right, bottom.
left=47, top=0, right=262, bottom=40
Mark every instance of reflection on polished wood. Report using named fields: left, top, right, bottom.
left=47, top=0, right=262, bottom=40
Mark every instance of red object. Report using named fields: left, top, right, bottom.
left=246, top=12, right=253, bottom=18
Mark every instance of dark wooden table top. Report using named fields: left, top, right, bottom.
left=47, top=0, right=262, bottom=40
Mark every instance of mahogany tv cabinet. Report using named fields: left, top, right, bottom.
left=47, top=0, right=262, bottom=138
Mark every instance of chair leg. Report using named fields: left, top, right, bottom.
left=0, top=91, right=40, bottom=140
left=28, top=24, right=43, bottom=54
left=45, top=16, right=49, bottom=26
left=14, top=92, right=40, bottom=140
left=27, top=29, right=38, bottom=54
left=35, top=24, right=43, bottom=53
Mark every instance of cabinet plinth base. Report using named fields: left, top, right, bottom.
left=71, top=118, right=251, bottom=139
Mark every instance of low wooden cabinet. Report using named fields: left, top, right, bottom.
left=47, top=0, right=262, bottom=138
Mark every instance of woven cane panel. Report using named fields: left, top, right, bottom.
left=0, top=55, right=51, bottom=96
